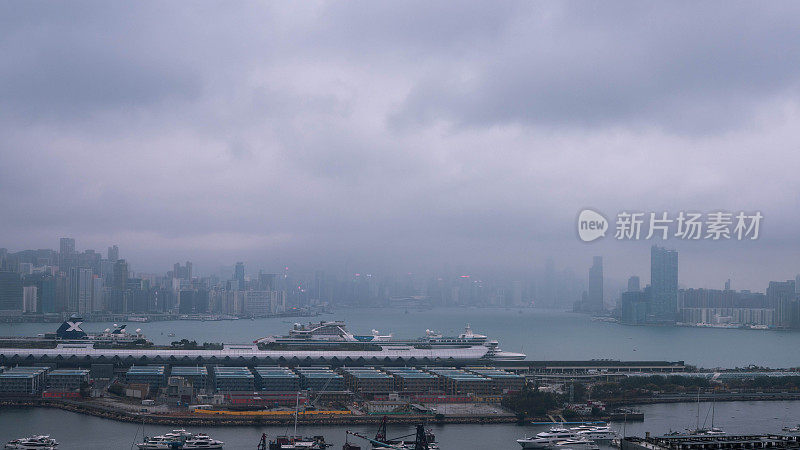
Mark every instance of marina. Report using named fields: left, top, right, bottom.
left=1, top=400, right=800, bottom=449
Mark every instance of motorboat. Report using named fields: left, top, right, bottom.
left=4, top=436, right=58, bottom=449
left=517, top=427, right=579, bottom=449
left=183, top=434, right=224, bottom=449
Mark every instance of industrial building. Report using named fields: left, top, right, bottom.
left=47, top=369, right=90, bottom=391
left=295, top=367, right=345, bottom=391
left=467, top=367, right=525, bottom=393
left=384, top=367, right=439, bottom=395
left=0, top=366, right=48, bottom=395
left=126, top=365, right=166, bottom=389
left=426, top=367, right=492, bottom=396
left=340, top=367, right=393, bottom=397
left=213, top=366, right=255, bottom=392
left=253, top=366, right=299, bottom=391
left=169, top=366, right=208, bottom=392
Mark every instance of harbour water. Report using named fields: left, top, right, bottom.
left=0, top=400, right=798, bottom=449
left=2, top=308, right=800, bottom=368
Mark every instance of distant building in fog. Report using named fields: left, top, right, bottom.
left=627, top=276, right=640, bottom=292
left=588, top=256, right=604, bottom=311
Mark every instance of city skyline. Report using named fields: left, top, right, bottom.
left=3, top=3, right=800, bottom=291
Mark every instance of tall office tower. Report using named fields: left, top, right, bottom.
left=173, top=261, right=192, bottom=280
left=0, top=271, right=23, bottom=315
left=59, top=237, right=76, bottom=271
left=725, top=279, right=731, bottom=291
left=257, top=272, right=277, bottom=291
left=23, top=286, right=38, bottom=313
left=627, top=275, right=641, bottom=292
left=234, top=262, right=245, bottom=290
left=587, top=256, right=604, bottom=312
left=113, top=259, right=129, bottom=291
left=651, top=245, right=678, bottom=323
left=92, top=276, right=104, bottom=312
left=68, top=267, right=93, bottom=314
left=59, top=237, right=75, bottom=256
left=107, top=245, right=119, bottom=262
left=0, top=248, right=7, bottom=270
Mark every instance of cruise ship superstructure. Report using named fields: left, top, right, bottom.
left=0, top=320, right=525, bottom=366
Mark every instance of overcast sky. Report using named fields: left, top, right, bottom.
left=2, top=2, right=800, bottom=290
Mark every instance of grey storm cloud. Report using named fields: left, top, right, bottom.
left=1, top=1, right=800, bottom=290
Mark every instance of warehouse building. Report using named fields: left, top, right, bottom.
left=47, top=369, right=90, bottom=391
left=213, top=366, right=255, bottom=392
left=126, top=365, right=166, bottom=389
left=467, top=367, right=525, bottom=393
left=0, top=366, right=48, bottom=395
left=170, top=366, right=208, bottom=393
left=340, top=367, right=393, bottom=397
left=295, top=367, right=344, bottom=391
left=426, top=367, right=491, bottom=395
left=384, top=367, right=439, bottom=395
left=253, top=366, right=299, bottom=391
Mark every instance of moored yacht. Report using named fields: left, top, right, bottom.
left=4, top=435, right=58, bottom=449
left=183, top=434, right=224, bottom=449
left=573, top=426, right=618, bottom=442
left=517, top=427, right=579, bottom=449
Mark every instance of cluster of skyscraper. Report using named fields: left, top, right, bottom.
left=0, top=239, right=290, bottom=319
left=581, top=245, right=800, bottom=329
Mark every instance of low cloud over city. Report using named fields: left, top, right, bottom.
left=2, top=2, right=800, bottom=289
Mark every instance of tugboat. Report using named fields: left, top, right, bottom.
left=4, top=435, right=59, bottom=449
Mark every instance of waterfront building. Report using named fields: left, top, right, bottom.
left=253, top=366, right=299, bottom=391
left=126, top=365, right=166, bottom=389
left=0, top=366, right=48, bottom=394
left=295, top=367, right=345, bottom=391
left=170, top=366, right=208, bottom=393
left=767, top=280, right=798, bottom=328
left=47, top=369, right=89, bottom=391
left=22, top=286, right=37, bottom=313
left=425, top=367, right=492, bottom=396
left=650, top=245, right=678, bottom=323
left=340, top=367, right=393, bottom=397
left=0, top=271, right=23, bottom=315
left=621, top=289, right=649, bottom=325
left=384, top=367, right=438, bottom=395
left=466, top=367, right=525, bottom=393
left=588, top=256, right=604, bottom=312
left=213, top=366, right=255, bottom=392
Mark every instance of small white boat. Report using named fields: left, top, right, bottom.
left=4, top=435, right=59, bottom=449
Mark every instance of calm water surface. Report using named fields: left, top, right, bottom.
left=0, top=400, right=798, bottom=449
left=2, top=308, right=800, bottom=368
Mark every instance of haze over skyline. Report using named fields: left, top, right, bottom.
left=3, top=2, right=800, bottom=291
